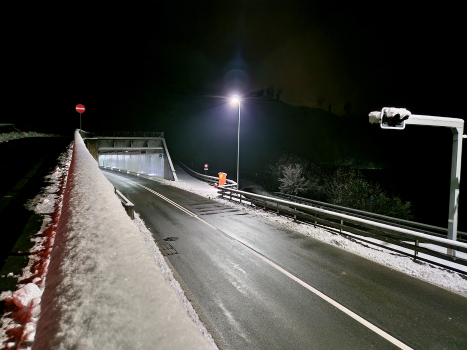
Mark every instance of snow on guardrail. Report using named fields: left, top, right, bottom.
left=33, top=130, right=213, bottom=349
left=218, top=187, right=467, bottom=253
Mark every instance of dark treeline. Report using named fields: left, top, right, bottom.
left=259, top=153, right=413, bottom=220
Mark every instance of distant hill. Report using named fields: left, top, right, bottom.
left=88, top=90, right=464, bottom=230
left=171, top=96, right=385, bottom=176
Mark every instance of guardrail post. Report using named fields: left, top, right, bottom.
left=340, top=220, right=343, bottom=233
left=447, top=126, right=463, bottom=257
left=127, top=204, right=135, bottom=220
left=414, top=240, right=419, bottom=259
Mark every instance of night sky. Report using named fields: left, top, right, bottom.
left=7, top=1, right=464, bottom=133
left=4, top=1, right=466, bottom=228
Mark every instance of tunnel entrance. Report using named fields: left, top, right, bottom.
left=81, top=131, right=178, bottom=181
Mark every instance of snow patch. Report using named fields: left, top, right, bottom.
left=12, top=284, right=42, bottom=309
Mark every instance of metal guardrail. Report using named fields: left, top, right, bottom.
left=273, top=192, right=467, bottom=244
left=114, top=187, right=135, bottom=219
left=98, top=131, right=164, bottom=138
left=217, top=186, right=467, bottom=272
left=175, top=159, right=237, bottom=187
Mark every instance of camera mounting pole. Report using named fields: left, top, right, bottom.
left=369, top=108, right=465, bottom=256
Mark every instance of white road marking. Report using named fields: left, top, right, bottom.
left=105, top=172, right=196, bottom=217
left=105, top=171, right=413, bottom=350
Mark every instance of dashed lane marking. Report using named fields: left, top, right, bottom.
left=104, top=171, right=413, bottom=350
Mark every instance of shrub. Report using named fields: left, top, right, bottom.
left=322, top=168, right=413, bottom=220
left=278, top=164, right=310, bottom=195
left=261, top=154, right=413, bottom=220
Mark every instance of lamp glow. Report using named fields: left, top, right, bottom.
left=231, top=95, right=240, bottom=104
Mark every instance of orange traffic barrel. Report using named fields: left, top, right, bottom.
left=218, top=172, right=227, bottom=186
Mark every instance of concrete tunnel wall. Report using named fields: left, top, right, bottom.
left=98, top=153, right=170, bottom=179
left=82, top=135, right=176, bottom=181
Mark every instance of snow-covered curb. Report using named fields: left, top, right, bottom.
left=140, top=173, right=467, bottom=297
left=33, top=131, right=213, bottom=349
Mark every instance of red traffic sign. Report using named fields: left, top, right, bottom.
left=76, top=104, right=85, bottom=113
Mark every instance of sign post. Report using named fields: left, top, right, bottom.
left=75, top=104, right=85, bottom=130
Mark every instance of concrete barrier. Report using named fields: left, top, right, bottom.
left=33, top=130, right=213, bottom=349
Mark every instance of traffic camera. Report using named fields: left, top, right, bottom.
left=369, top=107, right=411, bottom=129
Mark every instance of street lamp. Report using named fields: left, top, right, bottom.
left=231, top=95, right=241, bottom=189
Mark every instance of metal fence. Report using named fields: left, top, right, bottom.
left=217, top=186, right=467, bottom=274
left=273, top=192, right=467, bottom=244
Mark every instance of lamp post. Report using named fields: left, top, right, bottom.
left=231, top=95, right=241, bottom=189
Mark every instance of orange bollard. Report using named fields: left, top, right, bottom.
left=218, top=172, right=227, bottom=186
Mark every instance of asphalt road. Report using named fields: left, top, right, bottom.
left=103, top=169, right=467, bottom=350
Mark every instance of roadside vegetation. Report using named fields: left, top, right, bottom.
left=261, top=153, right=413, bottom=220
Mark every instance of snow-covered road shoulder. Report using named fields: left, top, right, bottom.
left=32, top=131, right=213, bottom=349
left=141, top=168, right=467, bottom=297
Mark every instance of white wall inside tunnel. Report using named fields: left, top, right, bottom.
left=98, top=153, right=165, bottom=178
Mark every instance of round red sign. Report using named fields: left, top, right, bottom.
left=76, top=104, right=85, bottom=113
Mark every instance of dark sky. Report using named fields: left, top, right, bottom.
left=4, top=1, right=464, bottom=229
left=5, top=1, right=464, bottom=132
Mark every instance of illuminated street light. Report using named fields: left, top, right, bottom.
left=231, top=95, right=241, bottom=189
